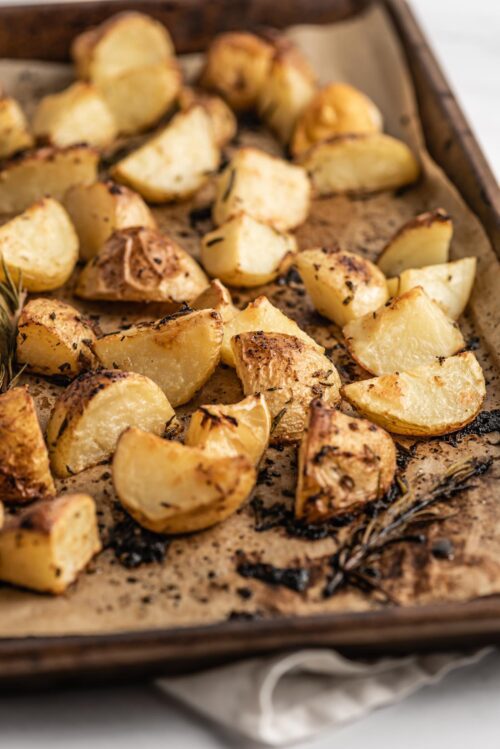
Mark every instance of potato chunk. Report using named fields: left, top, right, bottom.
left=213, top=148, right=310, bottom=231
left=342, top=352, right=485, bottom=436
left=396, top=258, right=477, bottom=320
left=111, top=106, right=220, bottom=202
left=16, top=298, right=98, bottom=377
left=47, top=370, right=175, bottom=477
left=0, top=386, right=55, bottom=504
left=0, top=96, right=33, bottom=158
left=0, top=145, right=98, bottom=213
left=0, top=198, right=78, bottom=291
left=202, top=213, right=297, bottom=287
left=296, top=247, right=388, bottom=327
left=296, top=400, right=396, bottom=522
left=76, top=227, right=208, bottom=303
left=221, top=295, right=323, bottom=367
left=179, top=87, right=237, bottom=147
left=186, top=394, right=271, bottom=464
left=64, top=180, right=157, bottom=261
left=377, top=209, right=452, bottom=276
left=300, top=133, right=420, bottom=195
left=232, top=331, right=341, bottom=444
left=113, top=428, right=256, bottom=534
left=93, top=309, right=223, bottom=407
left=0, top=493, right=101, bottom=594
left=190, top=279, right=237, bottom=323
left=291, top=83, right=383, bottom=156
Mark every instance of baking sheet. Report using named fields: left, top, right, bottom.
left=0, top=4, right=499, bottom=638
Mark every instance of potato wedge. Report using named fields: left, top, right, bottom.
left=295, top=247, right=388, bottom=327
left=342, top=351, right=485, bottom=436
left=190, top=279, right=237, bottom=323
left=344, top=287, right=465, bottom=375
left=93, top=309, right=223, bottom=407
left=0, top=493, right=101, bottom=594
left=213, top=148, right=310, bottom=231
left=397, top=258, right=477, bottom=320
left=112, top=106, right=219, bottom=202
left=0, top=145, right=99, bottom=213
left=186, top=394, right=271, bottom=464
left=75, top=227, right=208, bottom=303
left=291, top=82, right=383, bottom=156
left=16, top=298, right=98, bottom=377
left=72, top=11, right=174, bottom=82
left=33, top=82, right=117, bottom=148
left=202, top=213, right=297, bottom=287
left=64, top=179, right=157, bottom=261
left=232, top=331, right=341, bottom=443
left=0, top=386, right=55, bottom=504
left=300, top=133, right=420, bottom=195
left=113, top=428, right=256, bottom=534
left=296, top=400, right=396, bottom=522
left=179, top=87, right=237, bottom=147
left=0, top=96, right=33, bottom=158
left=47, top=369, right=175, bottom=477
left=221, top=295, right=323, bottom=367
left=386, top=277, right=399, bottom=297
left=377, top=209, right=452, bottom=276
left=0, top=198, right=78, bottom=291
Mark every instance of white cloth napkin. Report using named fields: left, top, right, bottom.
left=158, top=647, right=492, bottom=746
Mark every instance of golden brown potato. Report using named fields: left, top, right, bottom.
left=295, top=247, right=388, bottom=327
left=190, top=279, right=237, bottom=323
left=213, top=148, right=311, bottom=231
left=75, top=227, right=208, bottom=303
left=0, top=96, right=33, bottom=158
left=113, top=428, right=256, bottom=534
left=386, top=277, right=399, bottom=297
left=186, top=394, right=271, bottom=465
left=343, top=287, right=465, bottom=375
left=377, top=209, right=452, bottom=277
left=47, top=369, right=175, bottom=478
left=0, top=502, right=3, bottom=530
left=0, top=145, right=99, bottom=213
left=396, top=257, right=477, bottom=320
left=64, top=179, right=157, bottom=261
left=0, top=493, right=101, bottom=594
left=112, top=105, right=220, bottom=202
left=202, top=213, right=297, bottom=287
left=300, top=133, right=420, bottom=195
left=16, top=298, right=98, bottom=377
left=296, top=400, right=396, bottom=522
left=342, top=352, right=485, bottom=436
left=93, top=309, right=223, bottom=407
left=0, top=386, right=55, bottom=504
left=179, top=87, right=237, bottom=147
left=232, top=331, right=341, bottom=444
left=0, top=198, right=78, bottom=292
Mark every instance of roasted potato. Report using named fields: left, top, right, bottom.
left=0, top=96, right=33, bottom=158
left=64, top=179, right=157, bottom=261
left=295, top=247, right=388, bottom=327
left=186, top=394, right=271, bottom=464
left=344, top=287, right=464, bottom=375
left=0, top=386, right=55, bottom=504
left=0, top=493, right=101, bottom=594
left=300, top=133, right=420, bottom=195
left=76, top=227, right=208, bottom=303
left=202, top=213, right=297, bottom=288
left=113, top=428, right=256, bottom=534
left=33, top=82, right=117, bottom=148
left=221, top=295, right=323, bottom=367
left=93, top=309, right=223, bottom=407
left=112, top=106, right=220, bottom=202
left=232, top=331, right=341, bottom=443
left=72, top=11, right=174, bottom=82
left=0, top=198, right=78, bottom=291
left=0, top=145, right=99, bottom=213
left=296, top=400, right=396, bottom=522
left=47, top=369, right=175, bottom=477
left=386, top=277, right=400, bottom=297
left=291, top=82, right=383, bottom=156
left=396, top=258, right=477, bottom=320
left=179, top=87, right=237, bottom=147
left=377, top=209, right=452, bottom=276
left=16, top=298, right=98, bottom=377
left=213, top=148, right=311, bottom=231
left=342, top=351, right=485, bottom=436
left=190, top=279, right=237, bottom=323
left=199, top=31, right=274, bottom=111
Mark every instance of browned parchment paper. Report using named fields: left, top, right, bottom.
left=0, top=4, right=499, bottom=638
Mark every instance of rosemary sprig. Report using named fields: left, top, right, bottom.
left=0, top=258, right=27, bottom=393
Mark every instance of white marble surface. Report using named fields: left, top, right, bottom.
left=2, top=1, right=499, bottom=747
